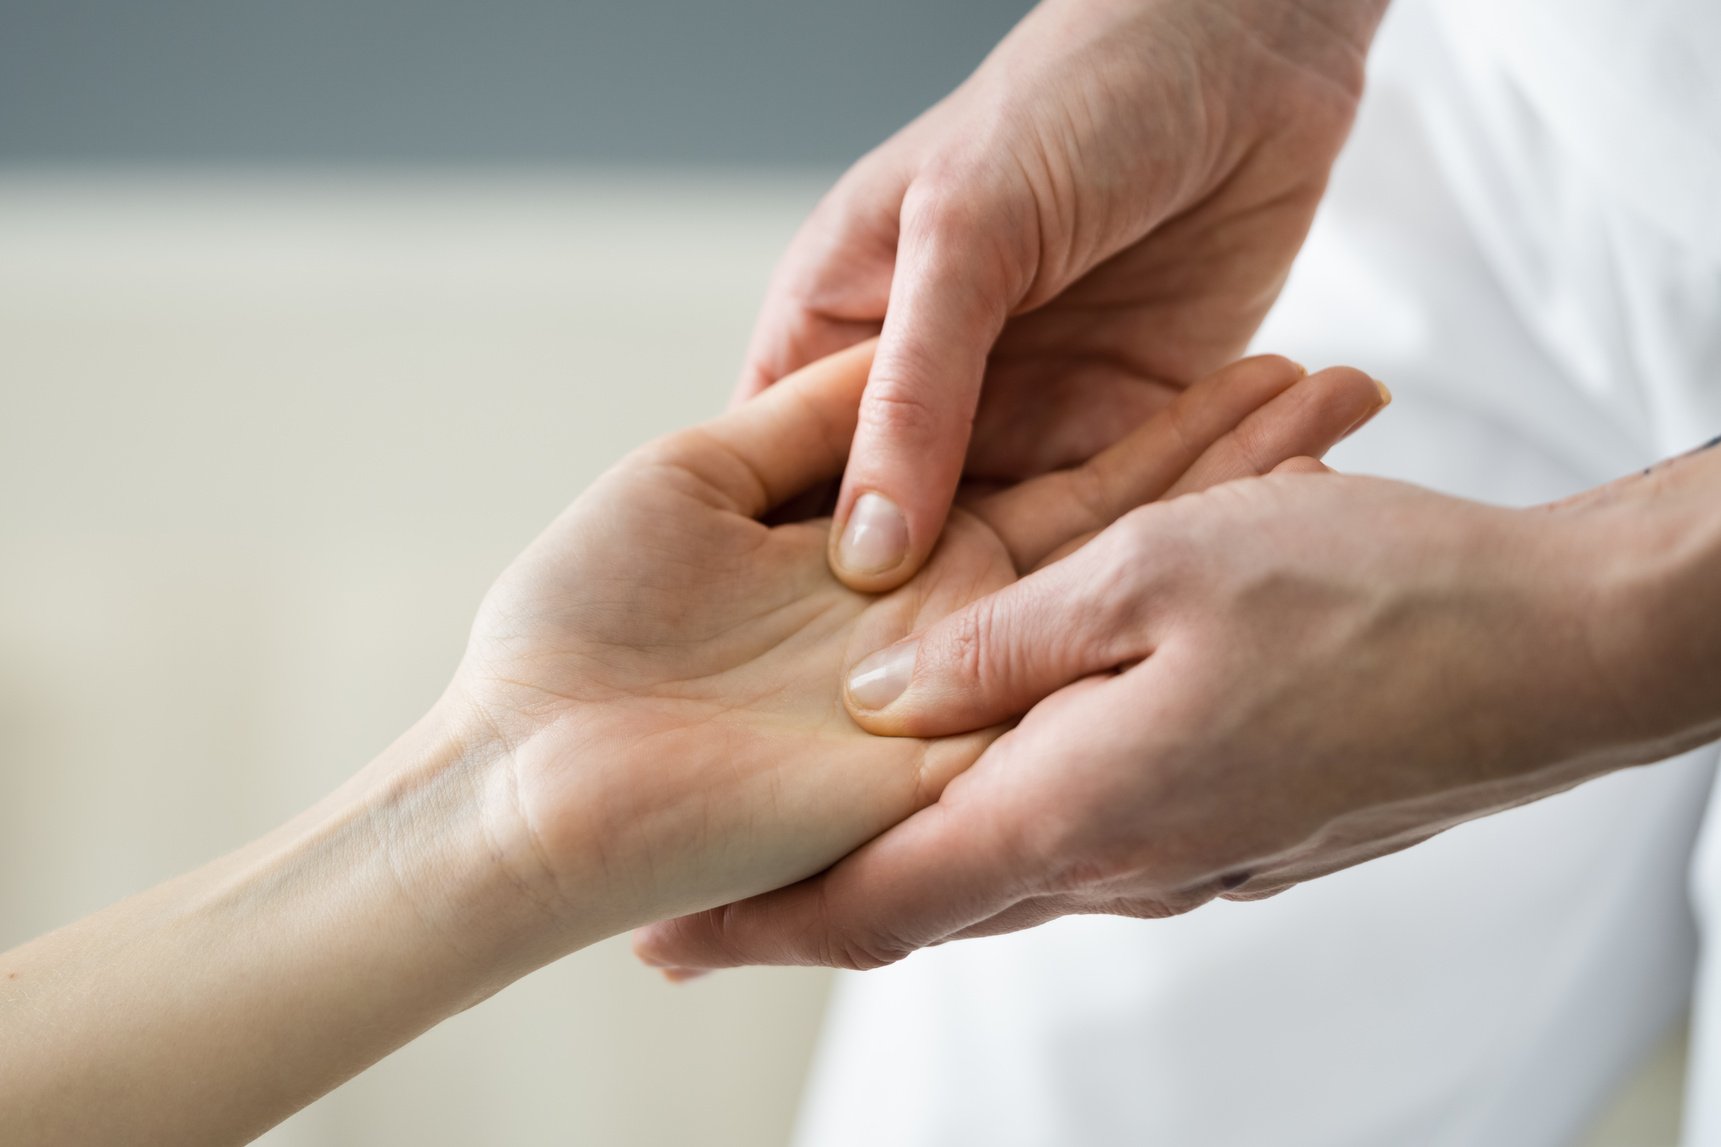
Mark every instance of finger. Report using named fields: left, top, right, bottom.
left=827, top=186, right=1020, bottom=591
left=969, top=355, right=1316, bottom=569
left=964, top=362, right=1176, bottom=480
left=650, top=339, right=877, bottom=519
left=1160, top=371, right=1384, bottom=498
left=842, top=366, right=1382, bottom=731
left=1020, top=369, right=1378, bottom=571
left=846, top=363, right=1379, bottom=729
left=634, top=789, right=1032, bottom=971
left=841, top=517, right=1169, bottom=734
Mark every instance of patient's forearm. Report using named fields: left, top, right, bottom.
left=0, top=704, right=563, bottom=1147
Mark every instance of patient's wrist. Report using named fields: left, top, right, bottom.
left=310, top=699, right=601, bottom=995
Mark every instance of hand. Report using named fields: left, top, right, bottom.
left=0, top=346, right=1385, bottom=1145
left=635, top=444, right=1721, bottom=971
left=739, top=0, right=1389, bottom=589
left=451, top=346, right=1387, bottom=945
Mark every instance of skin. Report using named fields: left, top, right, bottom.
left=634, top=443, right=1721, bottom=971
left=736, top=0, right=1391, bottom=589
left=0, top=344, right=1385, bottom=1145
left=633, top=0, right=1721, bottom=977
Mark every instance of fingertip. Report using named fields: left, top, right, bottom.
left=829, top=489, right=925, bottom=591
left=844, top=639, right=918, bottom=715
left=1264, top=364, right=1390, bottom=452
left=1306, top=365, right=1390, bottom=441
left=1302, top=365, right=1384, bottom=403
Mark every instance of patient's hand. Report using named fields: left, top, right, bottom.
left=449, top=342, right=1387, bottom=942
left=0, top=341, right=1382, bottom=1146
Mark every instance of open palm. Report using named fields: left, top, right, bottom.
left=451, top=343, right=1383, bottom=940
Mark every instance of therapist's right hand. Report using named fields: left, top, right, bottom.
left=738, top=0, right=1390, bottom=592
left=636, top=441, right=1721, bottom=972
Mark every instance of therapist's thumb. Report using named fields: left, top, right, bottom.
left=844, top=520, right=1169, bottom=735
left=828, top=186, right=1016, bottom=592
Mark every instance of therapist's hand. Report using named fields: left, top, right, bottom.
left=636, top=445, right=1721, bottom=971
left=739, top=0, right=1389, bottom=591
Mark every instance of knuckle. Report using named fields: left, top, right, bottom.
left=820, top=927, right=916, bottom=972
left=1111, top=888, right=1211, bottom=920
left=705, top=903, right=757, bottom=966
left=898, top=165, right=1031, bottom=296
left=899, top=166, right=977, bottom=239
left=859, top=375, right=945, bottom=435
left=939, top=597, right=996, bottom=692
left=1114, top=502, right=1198, bottom=582
left=856, top=354, right=975, bottom=454
left=1084, top=518, right=1165, bottom=635
left=855, top=382, right=958, bottom=461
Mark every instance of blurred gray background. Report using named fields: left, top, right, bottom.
left=1, top=0, right=1032, bottom=166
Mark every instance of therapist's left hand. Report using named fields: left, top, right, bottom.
left=636, top=451, right=1721, bottom=971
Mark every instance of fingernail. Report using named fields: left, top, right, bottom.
left=836, top=493, right=909, bottom=575
left=1373, top=377, right=1393, bottom=405
left=847, top=640, right=918, bottom=710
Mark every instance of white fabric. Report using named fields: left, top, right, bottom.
left=793, top=2, right=1721, bottom=1144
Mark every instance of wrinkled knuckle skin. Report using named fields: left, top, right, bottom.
left=858, top=378, right=947, bottom=447
left=820, top=928, right=916, bottom=972
left=699, top=904, right=755, bottom=968
left=941, top=599, right=995, bottom=698
left=1112, top=890, right=1208, bottom=921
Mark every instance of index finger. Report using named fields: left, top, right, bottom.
left=826, top=192, right=1012, bottom=592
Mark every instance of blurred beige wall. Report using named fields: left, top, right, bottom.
left=0, top=173, right=1686, bottom=1146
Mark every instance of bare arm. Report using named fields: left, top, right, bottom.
left=0, top=711, right=551, bottom=1145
